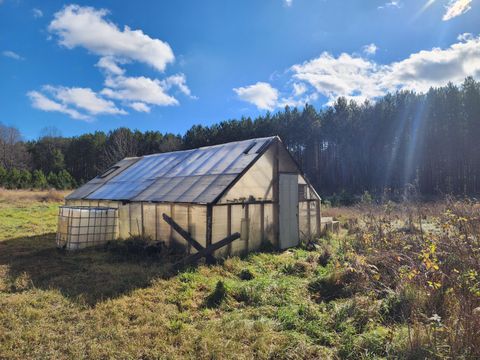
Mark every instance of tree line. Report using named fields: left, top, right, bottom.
left=2, top=77, right=479, bottom=199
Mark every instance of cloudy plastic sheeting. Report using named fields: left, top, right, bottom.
left=67, top=137, right=276, bottom=203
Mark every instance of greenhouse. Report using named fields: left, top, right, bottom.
left=58, top=136, right=321, bottom=256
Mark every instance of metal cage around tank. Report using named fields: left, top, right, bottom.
left=56, top=206, right=118, bottom=250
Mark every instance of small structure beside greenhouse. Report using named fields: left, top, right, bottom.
left=57, top=136, right=321, bottom=257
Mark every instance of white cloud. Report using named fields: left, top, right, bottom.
left=443, top=0, right=472, bottom=21
left=29, top=4, right=194, bottom=120
left=363, top=43, right=378, bottom=56
left=457, top=32, right=473, bottom=42
left=27, top=91, right=89, bottom=121
left=129, top=102, right=151, bottom=113
left=2, top=50, right=24, bottom=60
left=32, top=8, right=43, bottom=18
left=96, top=56, right=124, bottom=75
left=293, top=82, right=307, bottom=97
left=284, top=0, right=293, bottom=7
left=236, top=34, right=480, bottom=109
left=161, top=73, right=195, bottom=98
left=290, top=34, right=480, bottom=104
left=102, top=75, right=179, bottom=107
left=233, top=82, right=279, bottom=111
left=48, top=4, right=174, bottom=72
left=378, top=1, right=402, bottom=9
left=45, top=86, right=126, bottom=115
left=27, top=86, right=126, bottom=120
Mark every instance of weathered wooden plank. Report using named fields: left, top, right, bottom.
left=173, top=232, right=240, bottom=269
left=162, top=213, right=204, bottom=252
left=206, top=205, right=213, bottom=247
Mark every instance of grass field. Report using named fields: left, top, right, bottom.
left=0, top=191, right=479, bottom=359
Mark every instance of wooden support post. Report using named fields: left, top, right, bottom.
left=260, top=203, right=265, bottom=244
left=316, top=200, right=321, bottom=236
left=141, top=202, right=145, bottom=237
left=272, top=140, right=280, bottom=248
left=244, top=204, right=250, bottom=252
left=155, top=203, right=158, bottom=241
left=173, top=232, right=240, bottom=270
left=187, top=205, right=192, bottom=254
left=162, top=213, right=216, bottom=263
left=170, top=204, right=174, bottom=243
left=227, top=204, right=232, bottom=256
left=307, top=201, right=311, bottom=239
left=206, top=205, right=213, bottom=247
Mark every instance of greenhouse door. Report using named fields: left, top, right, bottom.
left=279, top=173, right=299, bottom=249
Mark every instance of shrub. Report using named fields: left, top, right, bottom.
left=17, top=170, right=32, bottom=189
left=6, top=168, right=21, bottom=189
left=32, top=169, right=48, bottom=190
left=0, top=166, right=6, bottom=187
left=380, top=287, right=417, bottom=324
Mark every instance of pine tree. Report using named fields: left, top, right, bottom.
left=32, top=169, right=48, bottom=189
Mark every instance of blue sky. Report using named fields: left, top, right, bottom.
left=0, top=0, right=479, bottom=139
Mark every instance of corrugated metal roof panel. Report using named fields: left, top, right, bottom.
left=69, top=136, right=277, bottom=204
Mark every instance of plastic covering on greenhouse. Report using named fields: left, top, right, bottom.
left=61, top=136, right=321, bottom=256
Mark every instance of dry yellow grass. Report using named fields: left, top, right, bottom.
left=0, top=188, right=70, bottom=203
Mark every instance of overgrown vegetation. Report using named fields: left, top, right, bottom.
left=0, top=193, right=479, bottom=359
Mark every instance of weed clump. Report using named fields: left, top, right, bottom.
left=318, top=247, right=332, bottom=267
left=105, top=235, right=166, bottom=260
left=281, top=261, right=310, bottom=276
left=238, top=268, right=255, bottom=281
left=309, top=268, right=364, bottom=302
left=205, top=281, right=228, bottom=308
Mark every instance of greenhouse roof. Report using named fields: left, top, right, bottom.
left=66, top=136, right=278, bottom=204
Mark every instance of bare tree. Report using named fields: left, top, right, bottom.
left=102, top=128, right=138, bottom=168
left=39, top=126, right=62, bottom=139
left=0, top=123, right=30, bottom=170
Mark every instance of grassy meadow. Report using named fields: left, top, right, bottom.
left=0, top=190, right=479, bottom=359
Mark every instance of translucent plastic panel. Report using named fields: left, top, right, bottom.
left=128, top=203, right=142, bottom=236
left=98, top=200, right=119, bottom=209
left=230, top=205, right=247, bottom=256
left=72, top=137, right=276, bottom=204
left=264, top=204, right=276, bottom=246
left=248, top=204, right=262, bottom=251
left=143, top=203, right=157, bottom=240
left=298, top=174, right=320, bottom=200
left=156, top=204, right=172, bottom=245
left=310, top=201, right=319, bottom=236
left=65, top=199, right=81, bottom=206
left=118, top=203, right=130, bottom=239
left=218, top=145, right=275, bottom=203
left=278, top=145, right=299, bottom=173
left=189, top=205, right=207, bottom=252
left=172, top=205, right=189, bottom=251
left=134, top=174, right=236, bottom=204
left=87, top=179, right=156, bottom=201
left=299, top=202, right=309, bottom=240
left=212, top=206, right=229, bottom=257
left=66, top=157, right=139, bottom=200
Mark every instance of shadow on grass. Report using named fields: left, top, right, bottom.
left=0, top=233, right=183, bottom=306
